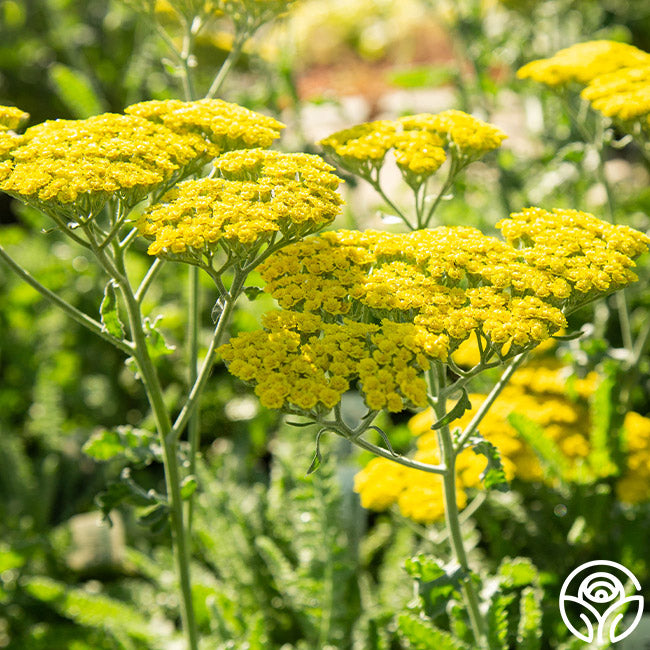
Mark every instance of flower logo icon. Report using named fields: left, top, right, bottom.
left=560, top=560, right=644, bottom=643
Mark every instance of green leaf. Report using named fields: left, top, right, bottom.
left=96, top=468, right=163, bottom=524
left=180, top=475, right=198, bottom=500
left=143, top=316, right=175, bottom=359
left=243, top=286, right=265, bottom=301
left=82, top=425, right=161, bottom=465
left=551, top=330, right=584, bottom=341
left=99, top=281, right=125, bottom=339
left=498, top=557, right=539, bottom=589
left=398, top=613, right=471, bottom=650
left=137, top=502, right=170, bottom=534
left=516, top=587, right=543, bottom=650
left=405, top=555, right=465, bottom=618
left=469, top=433, right=509, bottom=492
left=23, top=576, right=154, bottom=642
left=431, top=389, right=472, bottom=430
left=48, top=64, right=105, bottom=119
left=487, top=593, right=514, bottom=650
left=508, top=412, right=570, bottom=480
left=587, top=373, right=618, bottom=478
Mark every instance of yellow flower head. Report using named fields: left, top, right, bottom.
left=581, top=64, right=650, bottom=124
left=125, top=98, right=284, bottom=158
left=517, top=40, right=650, bottom=88
left=221, top=209, right=647, bottom=417
left=0, top=105, right=29, bottom=132
left=318, top=110, right=505, bottom=187
left=138, top=149, right=343, bottom=262
left=617, top=412, right=650, bottom=504
left=0, top=113, right=207, bottom=211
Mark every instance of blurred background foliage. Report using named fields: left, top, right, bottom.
left=1, top=0, right=650, bottom=648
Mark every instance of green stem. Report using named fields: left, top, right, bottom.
left=432, top=364, right=487, bottom=648
left=369, top=179, right=414, bottom=230
left=135, top=257, right=164, bottom=303
left=0, top=244, right=133, bottom=356
left=350, top=435, right=446, bottom=474
left=172, top=271, right=246, bottom=441
left=186, top=265, right=200, bottom=533
left=455, top=352, right=527, bottom=452
left=205, top=34, right=246, bottom=99
left=90, top=232, right=199, bottom=650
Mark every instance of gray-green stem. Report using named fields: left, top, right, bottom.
left=432, top=363, right=487, bottom=648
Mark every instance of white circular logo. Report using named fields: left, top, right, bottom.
left=559, top=560, right=644, bottom=644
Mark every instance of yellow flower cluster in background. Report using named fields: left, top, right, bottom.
left=0, top=105, right=28, bottom=131
left=617, top=412, right=650, bottom=504
left=138, top=149, right=343, bottom=261
left=318, top=110, right=506, bottom=188
left=519, top=40, right=650, bottom=136
left=582, top=65, right=650, bottom=126
left=517, top=40, right=650, bottom=88
left=219, top=210, right=648, bottom=415
left=354, top=360, right=650, bottom=523
left=125, top=99, right=284, bottom=158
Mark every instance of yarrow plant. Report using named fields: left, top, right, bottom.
left=2, top=2, right=650, bottom=647
left=217, top=106, right=649, bottom=645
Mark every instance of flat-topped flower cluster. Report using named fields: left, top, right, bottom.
left=0, top=99, right=284, bottom=216
left=138, top=149, right=343, bottom=261
left=319, top=110, right=506, bottom=188
left=518, top=40, right=650, bottom=133
left=218, top=208, right=649, bottom=416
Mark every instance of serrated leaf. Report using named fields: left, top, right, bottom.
left=587, top=373, right=617, bottom=478
left=470, top=433, right=509, bottom=492
left=48, top=64, right=105, bottom=119
left=498, top=557, right=539, bottom=589
left=144, top=316, right=175, bottom=359
left=405, top=555, right=465, bottom=618
left=99, top=281, right=125, bottom=339
left=180, top=475, right=198, bottom=499
left=508, top=412, right=570, bottom=480
left=398, top=613, right=471, bottom=650
left=82, top=426, right=160, bottom=465
left=487, top=593, right=514, bottom=650
left=517, top=587, right=543, bottom=650
left=96, top=468, right=162, bottom=524
left=431, top=389, right=471, bottom=430
left=23, top=576, right=153, bottom=641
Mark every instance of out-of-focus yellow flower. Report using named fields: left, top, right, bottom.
left=581, top=64, right=650, bottom=124
left=517, top=40, right=650, bottom=88
left=617, top=412, right=650, bottom=504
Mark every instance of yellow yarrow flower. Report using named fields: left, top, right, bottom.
left=138, top=149, right=343, bottom=263
left=0, top=105, right=29, bottom=131
left=318, top=110, right=505, bottom=188
left=581, top=64, right=650, bottom=124
left=221, top=210, right=647, bottom=417
left=517, top=40, right=650, bottom=88
left=0, top=113, right=207, bottom=212
left=125, top=98, right=284, bottom=158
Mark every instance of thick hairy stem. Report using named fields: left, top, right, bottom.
left=432, top=364, right=487, bottom=648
